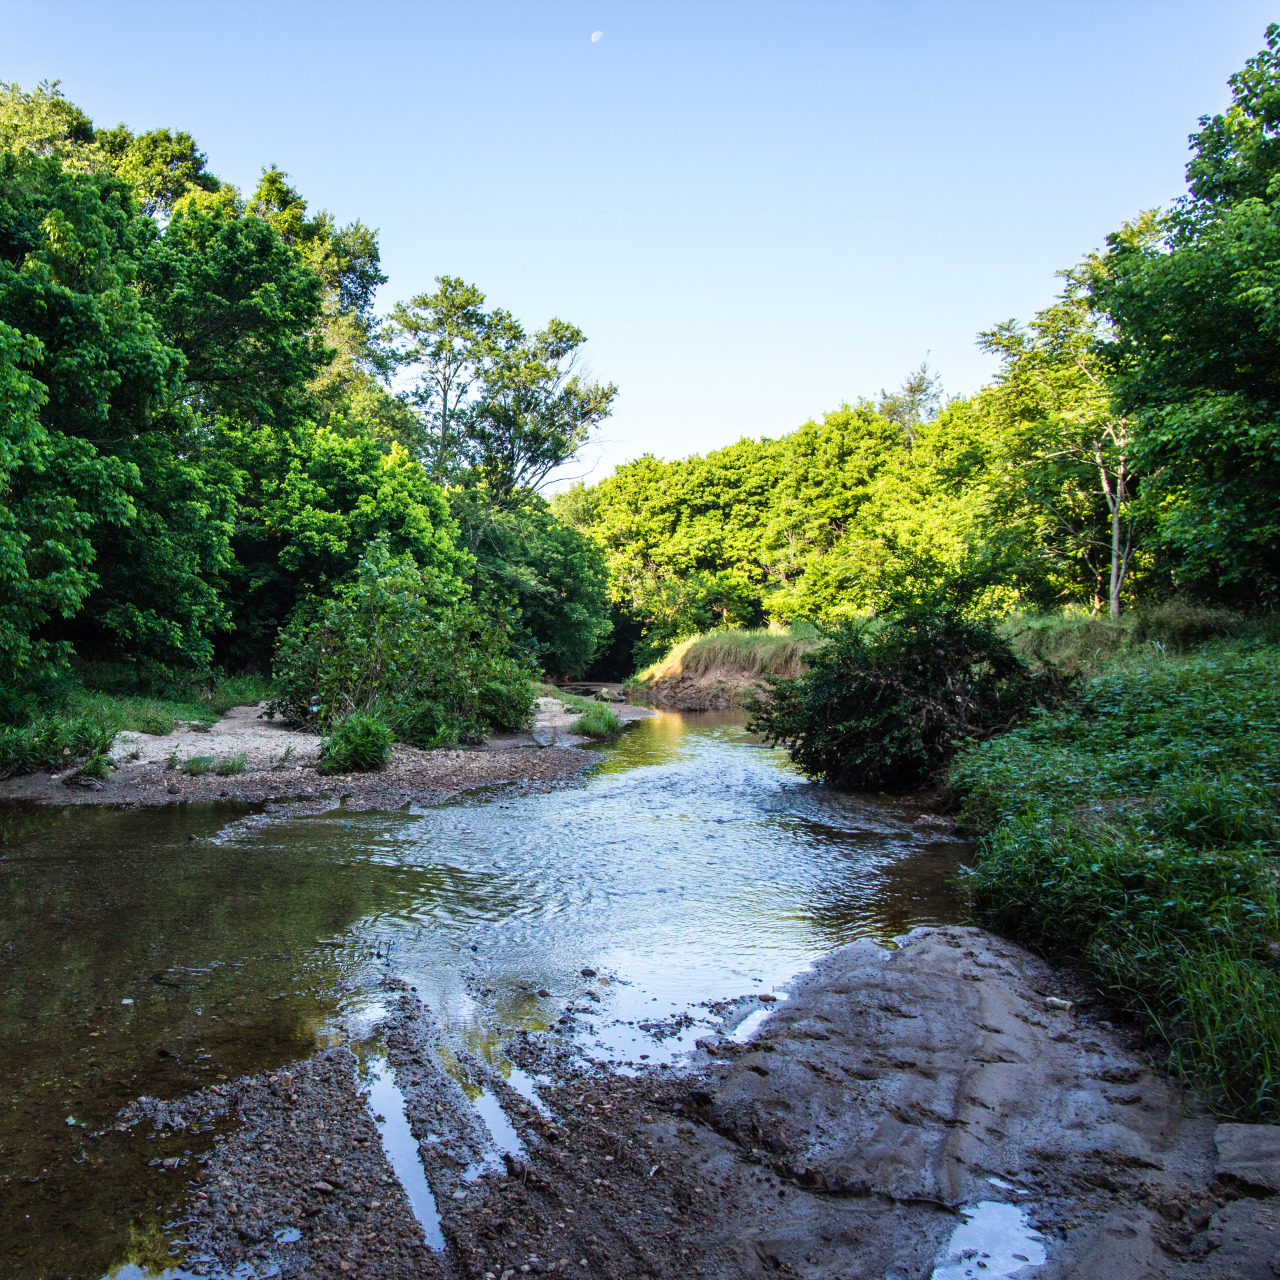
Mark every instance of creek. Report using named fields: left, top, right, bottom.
left=0, top=710, right=969, bottom=1279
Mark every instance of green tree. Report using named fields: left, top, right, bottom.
left=1093, top=25, right=1280, bottom=600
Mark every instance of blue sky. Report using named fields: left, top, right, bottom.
left=3, top=2, right=1273, bottom=482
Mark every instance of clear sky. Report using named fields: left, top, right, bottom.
left=2, top=2, right=1273, bottom=483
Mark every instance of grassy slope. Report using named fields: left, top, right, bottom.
left=948, top=640, right=1280, bottom=1120
left=630, top=627, right=821, bottom=687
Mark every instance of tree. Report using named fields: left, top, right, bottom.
left=389, top=276, right=491, bottom=481
left=878, top=360, right=943, bottom=446
left=977, top=274, right=1144, bottom=617
left=1092, top=25, right=1280, bottom=601
left=463, top=316, right=617, bottom=504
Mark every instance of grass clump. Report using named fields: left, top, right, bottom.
left=182, top=756, right=215, bottom=776
left=569, top=704, right=624, bottom=738
left=214, top=753, right=248, bottom=776
left=949, top=641, right=1280, bottom=1120
left=320, top=714, right=393, bottom=774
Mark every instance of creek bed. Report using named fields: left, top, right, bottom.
left=0, top=711, right=968, bottom=1279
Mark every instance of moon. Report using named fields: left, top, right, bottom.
left=591, top=30, right=603, bottom=42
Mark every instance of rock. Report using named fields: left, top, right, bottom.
left=167, top=783, right=181, bottom=795
left=538, top=989, right=551, bottom=998
left=1215, top=1122, right=1280, bottom=1192
left=581, top=968, right=596, bottom=977
left=1065, top=1209, right=1164, bottom=1279
left=310, top=1180, right=335, bottom=1193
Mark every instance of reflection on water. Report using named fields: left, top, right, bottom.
left=0, top=710, right=969, bottom=1278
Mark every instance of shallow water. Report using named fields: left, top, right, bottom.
left=0, top=710, right=969, bottom=1278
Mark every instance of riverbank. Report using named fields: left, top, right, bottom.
left=0, top=697, right=654, bottom=809
left=948, top=640, right=1280, bottom=1124
left=142, top=926, right=1280, bottom=1278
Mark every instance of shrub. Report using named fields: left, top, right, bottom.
left=320, top=714, right=393, bottom=773
left=749, top=603, right=1071, bottom=790
left=269, top=540, right=535, bottom=744
left=950, top=643, right=1280, bottom=1120
left=570, top=704, right=624, bottom=737
left=0, top=713, right=117, bottom=779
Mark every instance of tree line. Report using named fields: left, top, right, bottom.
left=0, top=81, right=616, bottom=737
left=560, top=27, right=1280, bottom=669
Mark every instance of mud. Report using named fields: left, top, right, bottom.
left=169, top=927, right=1280, bottom=1279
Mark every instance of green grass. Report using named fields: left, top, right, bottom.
left=534, top=683, right=600, bottom=714
left=948, top=639, right=1280, bottom=1120
left=214, top=752, right=248, bottom=776
left=182, top=755, right=216, bottom=776
left=0, top=666, right=273, bottom=779
left=569, top=704, right=624, bottom=737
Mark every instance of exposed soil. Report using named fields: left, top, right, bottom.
left=630, top=669, right=765, bottom=712
left=0, top=698, right=651, bottom=810
left=155, top=927, right=1280, bottom=1279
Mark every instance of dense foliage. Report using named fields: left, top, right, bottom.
left=949, top=644, right=1280, bottom=1119
left=0, top=82, right=613, bottom=768
left=748, top=598, right=1068, bottom=790
left=268, top=541, right=534, bottom=747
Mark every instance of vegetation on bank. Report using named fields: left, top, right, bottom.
left=948, top=640, right=1280, bottom=1121
left=0, top=82, right=616, bottom=778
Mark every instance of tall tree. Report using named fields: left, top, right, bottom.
left=1093, top=24, right=1280, bottom=601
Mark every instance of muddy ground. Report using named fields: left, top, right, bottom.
left=136, top=927, right=1280, bottom=1280
left=0, top=698, right=653, bottom=810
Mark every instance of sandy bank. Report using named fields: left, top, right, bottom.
left=0, top=697, right=653, bottom=810
left=137, top=926, right=1280, bottom=1278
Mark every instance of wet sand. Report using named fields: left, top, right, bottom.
left=156, top=928, right=1280, bottom=1279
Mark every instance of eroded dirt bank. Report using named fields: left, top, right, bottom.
left=146, top=927, right=1280, bottom=1279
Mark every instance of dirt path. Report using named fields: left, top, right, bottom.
left=150, top=927, right=1280, bottom=1279
left=0, top=698, right=653, bottom=809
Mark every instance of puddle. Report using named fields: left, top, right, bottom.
left=1, top=711, right=969, bottom=1277
left=931, top=1201, right=1046, bottom=1279
left=363, top=1056, right=446, bottom=1250
left=504, top=1064, right=553, bottom=1117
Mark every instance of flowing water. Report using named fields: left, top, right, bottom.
left=0, top=711, right=970, bottom=1279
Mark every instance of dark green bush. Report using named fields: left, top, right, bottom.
left=320, top=714, right=393, bottom=773
left=269, top=540, right=535, bottom=744
left=570, top=704, right=624, bottom=737
left=749, top=603, right=1071, bottom=790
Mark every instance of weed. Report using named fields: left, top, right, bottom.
left=182, top=756, right=215, bottom=776
left=569, top=704, right=624, bottom=738
left=213, top=753, right=248, bottom=776
left=320, top=714, right=393, bottom=773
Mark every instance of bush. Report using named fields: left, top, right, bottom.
left=268, top=540, right=535, bottom=744
left=749, top=603, right=1071, bottom=790
left=0, top=713, right=117, bottom=780
left=320, top=714, right=393, bottom=773
left=570, top=704, right=624, bottom=737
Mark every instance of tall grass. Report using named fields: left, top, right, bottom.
left=569, top=704, right=624, bottom=737
left=632, top=626, right=821, bottom=685
left=949, top=639, right=1280, bottom=1120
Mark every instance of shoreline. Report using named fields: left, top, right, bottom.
left=142, top=926, right=1280, bottom=1279
left=0, top=698, right=655, bottom=811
